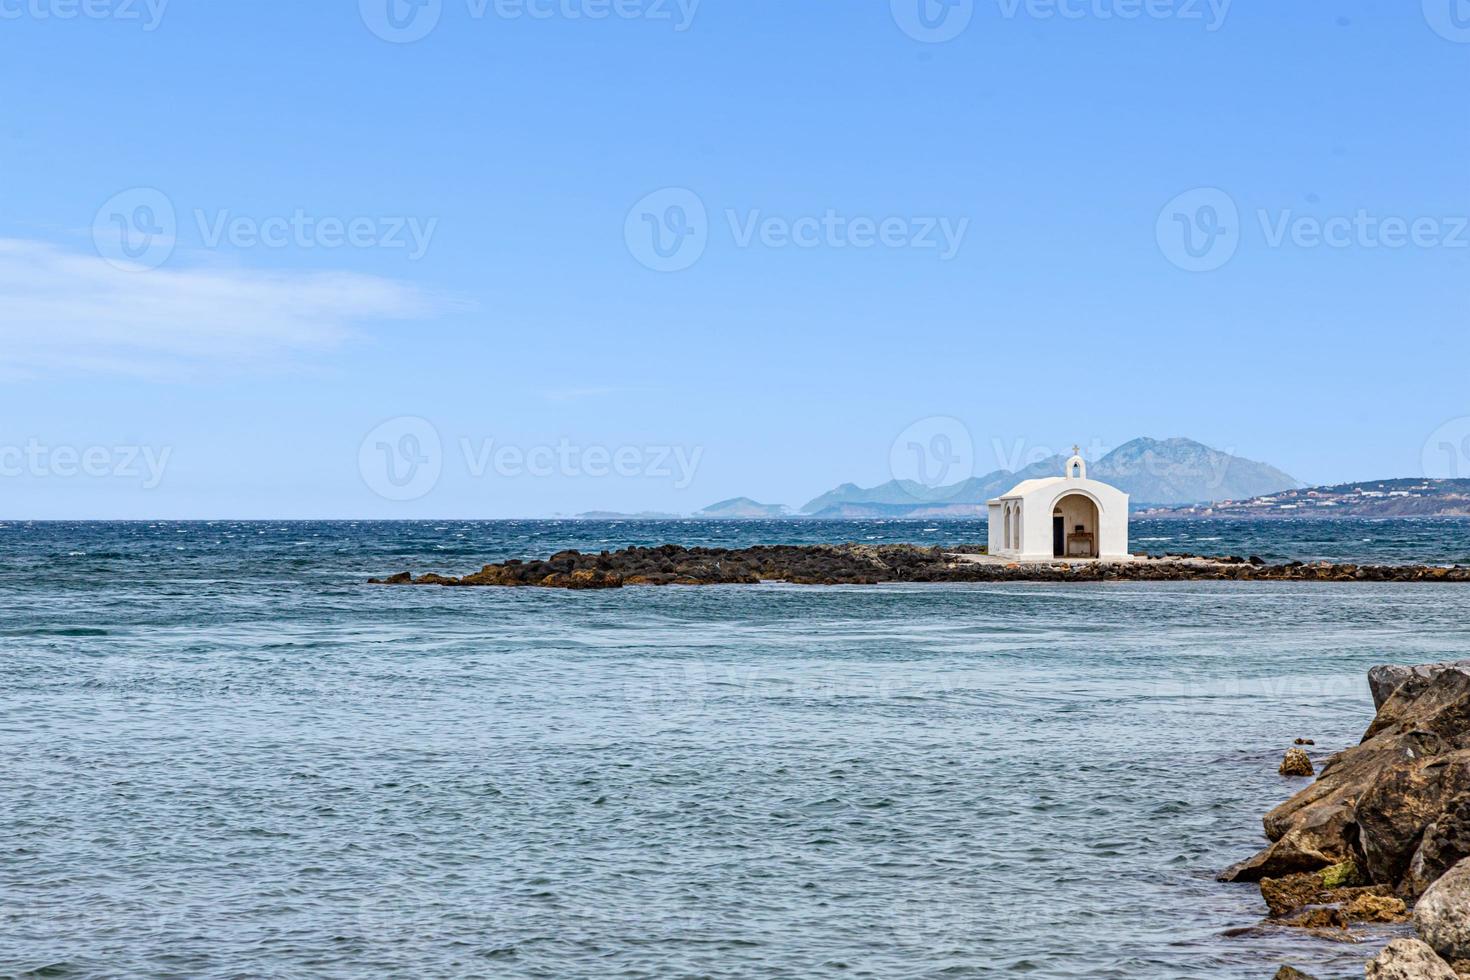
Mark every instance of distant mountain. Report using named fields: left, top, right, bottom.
left=799, top=453, right=1074, bottom=515
left=799, top=438, right=1299, bottom=516
left=1138, top=479, right=1470, bottom=519
left=575, top=510, right=683, bottom=520
left=1088, top=438, right=1300, bottom=506
left=699, top=497, right=790, bottom=519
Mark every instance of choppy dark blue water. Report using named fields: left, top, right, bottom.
left=3, top=519, right=1468, bottom=978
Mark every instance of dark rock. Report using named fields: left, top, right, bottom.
left=1220, top=831, right=1345, bottom=884
left=1260, top=872, right=1328, bottom=917
left=1404, top=792, right=1470, bottom=896
left=412, top=573, right=458, bottom=586
left=371, top=547, right=1470, bottom=591
left=1272, top=967, right=1317, bottom=980
left=1357, top=752, right=1470, bottom=888
left=369, top=571, right=413, bottom=585
left=1259, top=864, right=1391, bottom=915
left=1370, top=660, right=1470, bottom=711
left=1283, top=906, right=1349, bottom=931
left=1342, top=892, right=1408, bottom=923
left=1280, top=748, right=1315, bottom=777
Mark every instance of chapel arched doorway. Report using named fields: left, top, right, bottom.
left=1053, top=494, right=1100, bottom=558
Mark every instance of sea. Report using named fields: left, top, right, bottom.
left=3, top=518, right=1469, bottom=979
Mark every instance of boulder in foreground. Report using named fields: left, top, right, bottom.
left=1364, top=938, right=1460, bottom=979
left=1414, top=858, right=1470, bottom=965
left=1221, top=662, right=1470, bottom=895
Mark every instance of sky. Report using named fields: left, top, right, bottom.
left=0, top=0, right=1467, bottom=518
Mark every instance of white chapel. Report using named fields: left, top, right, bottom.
left=987, top=449, right=1130, bottom=560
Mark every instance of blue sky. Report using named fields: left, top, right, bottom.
left=1, top=0, right=1467, bottom=517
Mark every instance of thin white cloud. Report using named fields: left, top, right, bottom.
left=0, top=239, right=456, bottom=378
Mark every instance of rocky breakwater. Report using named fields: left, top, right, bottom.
left=370, top=545, right=1470, bottom=589
left=1220, top=660, right=1470, bottom=977
left=371, top=544, right=952, bottom=589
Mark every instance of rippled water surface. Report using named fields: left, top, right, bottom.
left=3, top=519, right=1469, bottom=978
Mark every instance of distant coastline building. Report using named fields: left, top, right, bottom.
left=987, top=448, right=1130, bottom=560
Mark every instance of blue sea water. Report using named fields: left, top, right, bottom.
left=3, top=518, right=1469, bottom=979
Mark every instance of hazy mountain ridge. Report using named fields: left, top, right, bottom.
left=800, top=438, right=1300, bottom=515
left=576, top=438, right=1301, bottom=519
